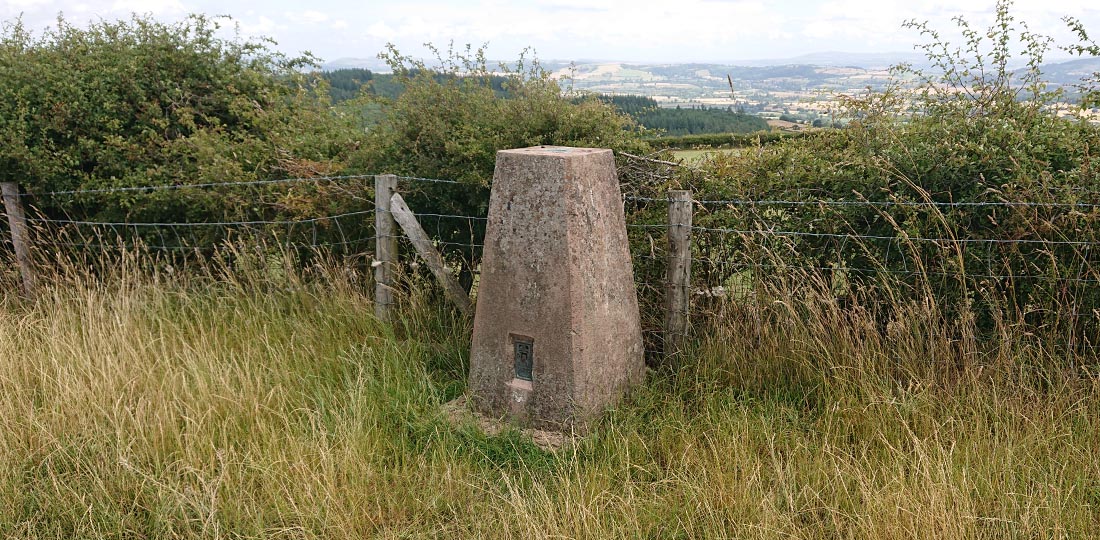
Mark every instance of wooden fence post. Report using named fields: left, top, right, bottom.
left=1, top=182, right=35, bottom=298
left=665, top=190, right=693, bottom=358
left=389, top=193, right=473, bottom=316
left=374, top=174, right=398, bottom=321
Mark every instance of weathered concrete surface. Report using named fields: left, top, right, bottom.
left=468, top=146, right=645, bottom=432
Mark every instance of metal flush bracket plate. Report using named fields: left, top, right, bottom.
left=513, top=337, right=534, bottom=381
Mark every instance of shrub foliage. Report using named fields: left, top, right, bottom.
left=0, top=14, right=360, bottom=227
left=622, top=0, right=1100, bottom=351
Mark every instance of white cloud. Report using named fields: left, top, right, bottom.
left=238, top=15, right=278, bottom=35
left=3, top=0, right=53, bottom=10
left=352, top=0, right=795, bottom=61
left=110, top=0, right=185, bottom=15
left=4, top=0, right=1099, bottom=64
left=290, top=10, right=329, bottom=24
left=365, top=21, right=397, bottom=41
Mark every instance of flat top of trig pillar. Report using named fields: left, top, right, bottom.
left=498, top=146, right=611, bottom=157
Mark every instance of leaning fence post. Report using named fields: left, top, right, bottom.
left=665, top=190, right=693, bottom=359
left=374, top=174, right=398, bottom=321
left=1, top=182, right=35, bottom=298
left=389, top=193, right=473, bottom=316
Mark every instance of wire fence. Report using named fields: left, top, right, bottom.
left=11, top=174, right=1100, bottom=266
left=622, top=153, right=1100, bottom=352
left=8, top=174, right=480, bottom=254
left=5, top=165, right=1100, bottom=355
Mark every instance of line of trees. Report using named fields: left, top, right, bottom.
left=322, top=68, right=403, bottom=101
left=596, top=95, right=769, bottom=136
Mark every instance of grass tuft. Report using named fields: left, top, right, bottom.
left=1, top=255, right=1097, bottom=538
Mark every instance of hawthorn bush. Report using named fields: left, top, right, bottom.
left=0, top=14, right=360, bottom=232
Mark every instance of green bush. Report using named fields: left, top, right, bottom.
left=352, top=44, right=649, bottom=287
left=355, top=44, right=646, bottom=184
left=626, top=1, right=1100, bottom=351
left=0, top=14, right=360, bottom=231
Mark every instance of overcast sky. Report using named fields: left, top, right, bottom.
left=4, top=0, right=1100, bottom=64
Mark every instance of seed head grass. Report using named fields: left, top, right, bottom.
left=1, top=258, right=1097, bottom=538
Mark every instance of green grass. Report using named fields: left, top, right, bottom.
left=1, top=266, right=1098, bottom=538
left=670, top=147, right=743, bottom=162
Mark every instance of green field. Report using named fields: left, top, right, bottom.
left=670, top=147, right=743, bottom=162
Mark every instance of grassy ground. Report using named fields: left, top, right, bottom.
left=670, top=148, right=742, bottom=162
left=1, top=265, right=1098, bottom=538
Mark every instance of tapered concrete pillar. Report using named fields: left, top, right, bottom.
left=469, top=146, right=645, bottom=432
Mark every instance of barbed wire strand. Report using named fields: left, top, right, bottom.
left=629, top=223, right=1100, bottom=247
left=631, top=254, right=1100, bottom=284
left=687, top=224, right=1100, bottom=247
left=26, top=210, right=375, bottom=228
left=22, top=175, right=376, bottom=197
left=395, top=175, right=463, bottom=185
left=625, top=195, right=1100, bottom=209
left=20, top=173, right=467, bottom=198
left=49, top=236, right=377, bottom=252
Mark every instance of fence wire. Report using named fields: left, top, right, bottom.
left=18, top=174, right=465, bottom=198
left=12, top=173, right=484, bottom=256
left=7, top=170, right=1100, bottom=356
left=19, top=175, right=375, bottom=198
left=626, top=194, right=1100, bottom=210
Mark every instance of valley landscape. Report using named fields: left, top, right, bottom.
left=327, top=52, right=1100, bottom=127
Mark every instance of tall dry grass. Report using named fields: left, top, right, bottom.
left=1, top=249, right=1098, bottom=538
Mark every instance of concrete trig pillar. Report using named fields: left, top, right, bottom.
left=468, top=146, right=645, bottom=432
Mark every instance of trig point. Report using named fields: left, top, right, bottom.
left=468, top=146, right=645, bottom=432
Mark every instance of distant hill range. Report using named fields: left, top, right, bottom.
left=321, top=57, right=392, bottom=72
left=320, top=53, right=1100, bottom=104
left=320, top=56, right=574, bottom=73
left=732, top=51, right=928, bottom=70
left=320, top=51, right=930, bottom=72
left=1025, top=56, right=1100, bottom=88
left=323, top=51, right=1099, bottom=81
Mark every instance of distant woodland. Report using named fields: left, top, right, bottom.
left=595, top=95, right=769, bottom=136
left=322, top=68, right=403, bottom=101
left=320, top=70, right=769, bottom=136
